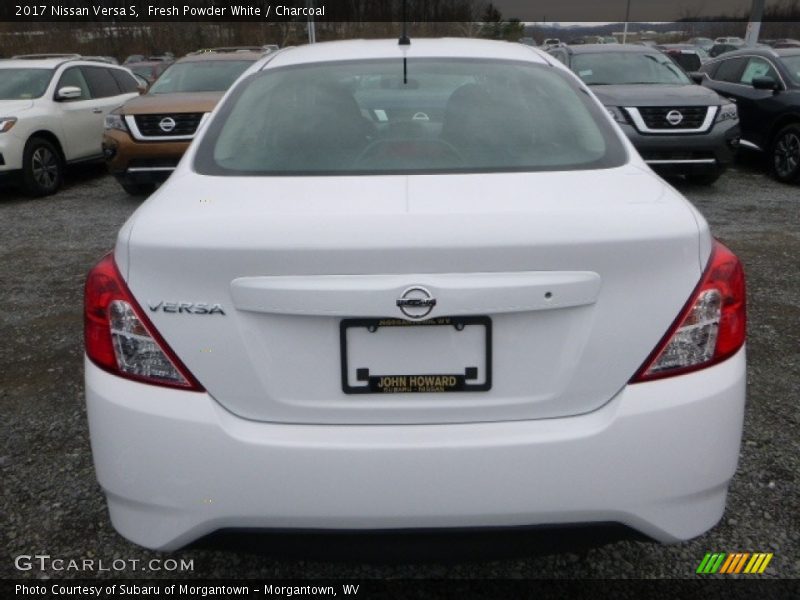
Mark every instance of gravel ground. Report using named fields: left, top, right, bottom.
left=1, top=158, right=798, bottom=581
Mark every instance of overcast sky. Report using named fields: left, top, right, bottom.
left=490, top=0, right=771, bottom=22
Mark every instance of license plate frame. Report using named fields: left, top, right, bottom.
left=340, top=316, right=492, bottom=394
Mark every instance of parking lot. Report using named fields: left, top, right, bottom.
left=1, top=158, right=798, bottom=579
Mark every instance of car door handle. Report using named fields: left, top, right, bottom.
left=92, top=108, right=103, bottom=114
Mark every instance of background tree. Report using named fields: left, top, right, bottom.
left=478, top=3, right=523, bottom=41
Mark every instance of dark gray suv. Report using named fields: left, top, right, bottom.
left=548, top=44, right=740, bottom=184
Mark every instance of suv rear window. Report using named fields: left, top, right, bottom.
left=82, top=66, right=122, bottom=98
left=195, top=58, right=627, bottom=176
left=110, top=68, right=140, bottom=93
left=712, top=57, right=747, bottom=82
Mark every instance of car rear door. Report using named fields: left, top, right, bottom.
left=53, top=66, right=100, bottom=160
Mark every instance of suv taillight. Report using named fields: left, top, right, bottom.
left=84, top=253, right=204, bottom=391
left=631, top=240, right=746, bottom=383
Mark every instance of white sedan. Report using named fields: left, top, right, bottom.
left=84, top=38, right=747, bottom=551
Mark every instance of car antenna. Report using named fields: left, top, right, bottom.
left=399, top=0, right=411, bottom=46
left=399, top=0, right=410, bottom=85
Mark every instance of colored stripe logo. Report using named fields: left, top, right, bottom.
left=697, top=552, right=773, bottom=574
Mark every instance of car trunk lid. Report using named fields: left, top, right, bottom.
left=120, top=167, right=705, bottom=424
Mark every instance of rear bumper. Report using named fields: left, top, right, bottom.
left=619, top=120, right=740, bottom=173
left=85, top=348, right=746, bottom=551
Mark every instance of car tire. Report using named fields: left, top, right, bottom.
left=120, top=182, right=156, bottom=196
left=685, top=167, right=724, bottom=186
left=771, top=124, right=800, bottom=184
left=22, top=137, right=63, bottom=197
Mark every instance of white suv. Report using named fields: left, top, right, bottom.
left=0, top=57, right=140, bottom=196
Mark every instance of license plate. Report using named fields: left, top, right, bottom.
left=340, top=316, right=492, bottom=394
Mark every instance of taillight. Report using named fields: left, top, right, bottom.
left=84, top=253, right=204, bottom=391
left=631, top=240, right=746, bottom=383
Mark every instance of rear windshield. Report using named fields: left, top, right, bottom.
left=195, top=58, right=627, bottom=176
left=573, top=52, right=692, bottom=85
left=149, top=60, right=253, bottom=94
left=0, top=68, right=53, bottom=99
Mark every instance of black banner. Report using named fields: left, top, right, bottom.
left=4, top=579, right=800, bottom=600
left=1, top=0, right=800, bottom=23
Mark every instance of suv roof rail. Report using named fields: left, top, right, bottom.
left=187, top=46, right=268, bottom=56
left=12, top=53, right=81, bottom=60
left=82, top=56, right=119, bottom=64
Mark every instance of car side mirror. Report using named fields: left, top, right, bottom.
left=688, top=72, right=706, bottom=84
left=752, top=76, right=780, bottom=92
left=136, top=82, right=148, bottom=95
left=56, top=86, right=83, bottom=101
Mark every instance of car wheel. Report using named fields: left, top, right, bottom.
left=120, top=182, right=156, bottom=196
left=22, top=137, right=63, bottom=197
left=685, top=167, right=724, bottom=186
left=771, top=124, right=800, bottom=184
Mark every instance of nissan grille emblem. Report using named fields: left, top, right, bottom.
left=159, top=117, right=177, bottom=133
left=396, top=287, right=436, bottom=319
left=666, top=110, right=684, bottom=126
